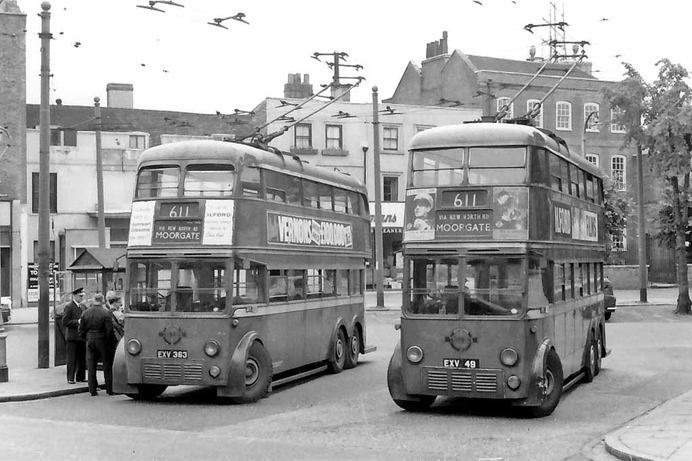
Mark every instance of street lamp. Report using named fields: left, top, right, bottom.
left=361, top=144, right=369, bottom=186
left=582, top=110, right=599, bottom=156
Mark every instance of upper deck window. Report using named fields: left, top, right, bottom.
left=183, top=164, right=235, bottom=197
left=136, top=166, right=180, bottom=198
left=468, top=147, right=526, bottom=185
left=411, top=148, right=464, bottom=187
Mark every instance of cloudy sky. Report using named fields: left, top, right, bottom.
left=19, top=0, right=688, bottom=114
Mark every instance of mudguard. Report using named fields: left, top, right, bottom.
left=217, top=330, right=263, bottom=398
left=522, top=338, right=554, bottom=406
left=386, top=341, right=412, bottom=401
left=112, top=340, right=137, bottom=394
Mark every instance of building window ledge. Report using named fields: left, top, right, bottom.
left=290, top=147, right=318, bottom=155
left=321, top=148, right=348, bottom=157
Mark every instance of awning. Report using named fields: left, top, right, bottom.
left=68, top=248, right=127, bottom=272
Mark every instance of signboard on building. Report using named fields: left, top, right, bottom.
left=27, top=262, right=59, bottom=302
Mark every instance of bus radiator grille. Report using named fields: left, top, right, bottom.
left=142, top=360, right=204, bottom=383
left=426, top=368, right=500, bottom=394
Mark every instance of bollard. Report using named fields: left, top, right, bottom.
left=0, top=312, right=8, bottom=382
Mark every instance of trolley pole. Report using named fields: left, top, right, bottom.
left=371, top=87, right=385, bottom=309
left=94, top=97, right=106, bottom=248
left=37, top=1, right=52, bottom=368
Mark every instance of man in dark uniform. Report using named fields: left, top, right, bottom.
left=78, top=293, right=114, bottom=396
left=63, top=287, right=87, bottom=384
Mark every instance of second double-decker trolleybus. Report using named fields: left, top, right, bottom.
left=113, top=140, right=375, bottom=402
left=387, top=122, right=608, bottom=417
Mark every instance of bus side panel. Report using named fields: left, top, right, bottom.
left=263, top=307, right=307, bottom=373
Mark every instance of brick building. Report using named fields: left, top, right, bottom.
left=0, top=1, right=26, bottom=308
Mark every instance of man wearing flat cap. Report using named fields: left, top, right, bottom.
left=79, top=293, right=114, bottom=396
left=63, top=287, right=87, bottom=384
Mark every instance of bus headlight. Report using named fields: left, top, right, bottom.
left=507, top=375, right=521, bottom=390
left=406, top=346, right=424, bottom=363
left=204, top=340, right=220, bottom=357
left=127, top=339, right=142, bottom=356
left=500, top=348, right=519, bottom=367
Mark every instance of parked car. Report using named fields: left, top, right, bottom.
left=1, top=296, right=11, bottom=324
left=603, top=278, right=617, bottom=320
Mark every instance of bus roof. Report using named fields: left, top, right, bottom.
left=410, top=122, right=602, bottom=178
left=137, top=140, right=367, bottom=193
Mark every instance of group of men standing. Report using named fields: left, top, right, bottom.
left=62, top=287, right=124, bottom=396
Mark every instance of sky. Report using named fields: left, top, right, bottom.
left=18, top=0, right=691, bottom=115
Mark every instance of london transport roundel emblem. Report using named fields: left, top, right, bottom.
left=160, top=324, right=185, bottom=345
left=446, top=328, right=476, bottom=351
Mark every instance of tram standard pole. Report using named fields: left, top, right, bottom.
left=37, top=1, right=52, bottom=368
left=371, top=87, right=385, bottom=309
left=94, top=97, right=106, bottom=248
left=636, top=146, right=648, bottom=302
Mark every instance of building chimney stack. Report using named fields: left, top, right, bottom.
left=106, top=83, right=134, bottom=109
left=284, top=73, right=314, bottom=99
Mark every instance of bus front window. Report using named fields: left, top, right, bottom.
left=405, top=258, right=460, bottom=316
left=464, top=257, right=525, bottom=316
left=135, top=166, right=180, bottom=198
left=128, top=259, right=230, bottom=313
left=467, top=147, right=526, bottom=185
left=128, top=260, right=172, bottom=312
left=411, top=148, right=464, bottom=187
left=184, top=164, right=235, bottom=197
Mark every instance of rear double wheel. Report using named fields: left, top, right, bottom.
left=327, top=328, right=347, bottom=374
left=344, top=328, right=361, bottom=369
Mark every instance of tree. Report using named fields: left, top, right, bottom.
left=606, top=60, right=692, bottom=315
left=603, top=177, right=632, bottom=264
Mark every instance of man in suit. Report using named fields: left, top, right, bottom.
left=63, top=287, right=87, bottom=384
left=78, top=293, right=114, bottom=396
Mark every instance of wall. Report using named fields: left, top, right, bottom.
left=605, top=265, right=646, bottom=290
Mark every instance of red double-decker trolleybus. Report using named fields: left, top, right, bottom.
left=113, top=140, right=375, bottom=402
left=387, top=122, right=607, bottom=417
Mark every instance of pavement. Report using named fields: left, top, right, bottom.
left=1, top=287, right=691, bottom=460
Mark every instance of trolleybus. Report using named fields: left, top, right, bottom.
left=387, top=122, right=607, bottom=417
left=113, top=139, right=374, bottom=402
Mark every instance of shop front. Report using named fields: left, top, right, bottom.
left=368, top=201, right=404, bottom=289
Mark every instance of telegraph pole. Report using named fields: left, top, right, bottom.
left=38, top=1, right=52, bottom=368
left=94, top=97, right=106, bottom=248
left=371, top=87, right=385, bottom=309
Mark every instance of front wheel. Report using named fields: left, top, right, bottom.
left=126, top=384, right=167, bottom=400
left=344, top=328, right=361, bottom=369
left=327, top=328, right=347, bottom=374
left=527, top=349, right=563, bottom=418
left=231, top=341, right=273, bottom=404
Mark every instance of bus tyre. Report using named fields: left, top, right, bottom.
left=327, top=328, right=347, bottom=374
left=595, top=331, right=603, bottom=376
left=392, top=395, right=437, bottom=412
left=344, top=328, right=361, bottom=369
left=584, top=334, right=598, bottom=383
left=528, top=349, right=563, bottom=418
left=126, top=384, right=167, bottom=400
left=232, top=341, right=273, bottom=404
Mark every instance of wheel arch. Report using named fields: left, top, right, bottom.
left=218, top=330, right=266, bottom=398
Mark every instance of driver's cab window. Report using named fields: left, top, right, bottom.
left=405, top=257, right=459, bottom=316
left=463, top=257, right=525, bottom=316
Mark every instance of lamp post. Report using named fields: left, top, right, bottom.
left=636, top=145, right=647, bottom=302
